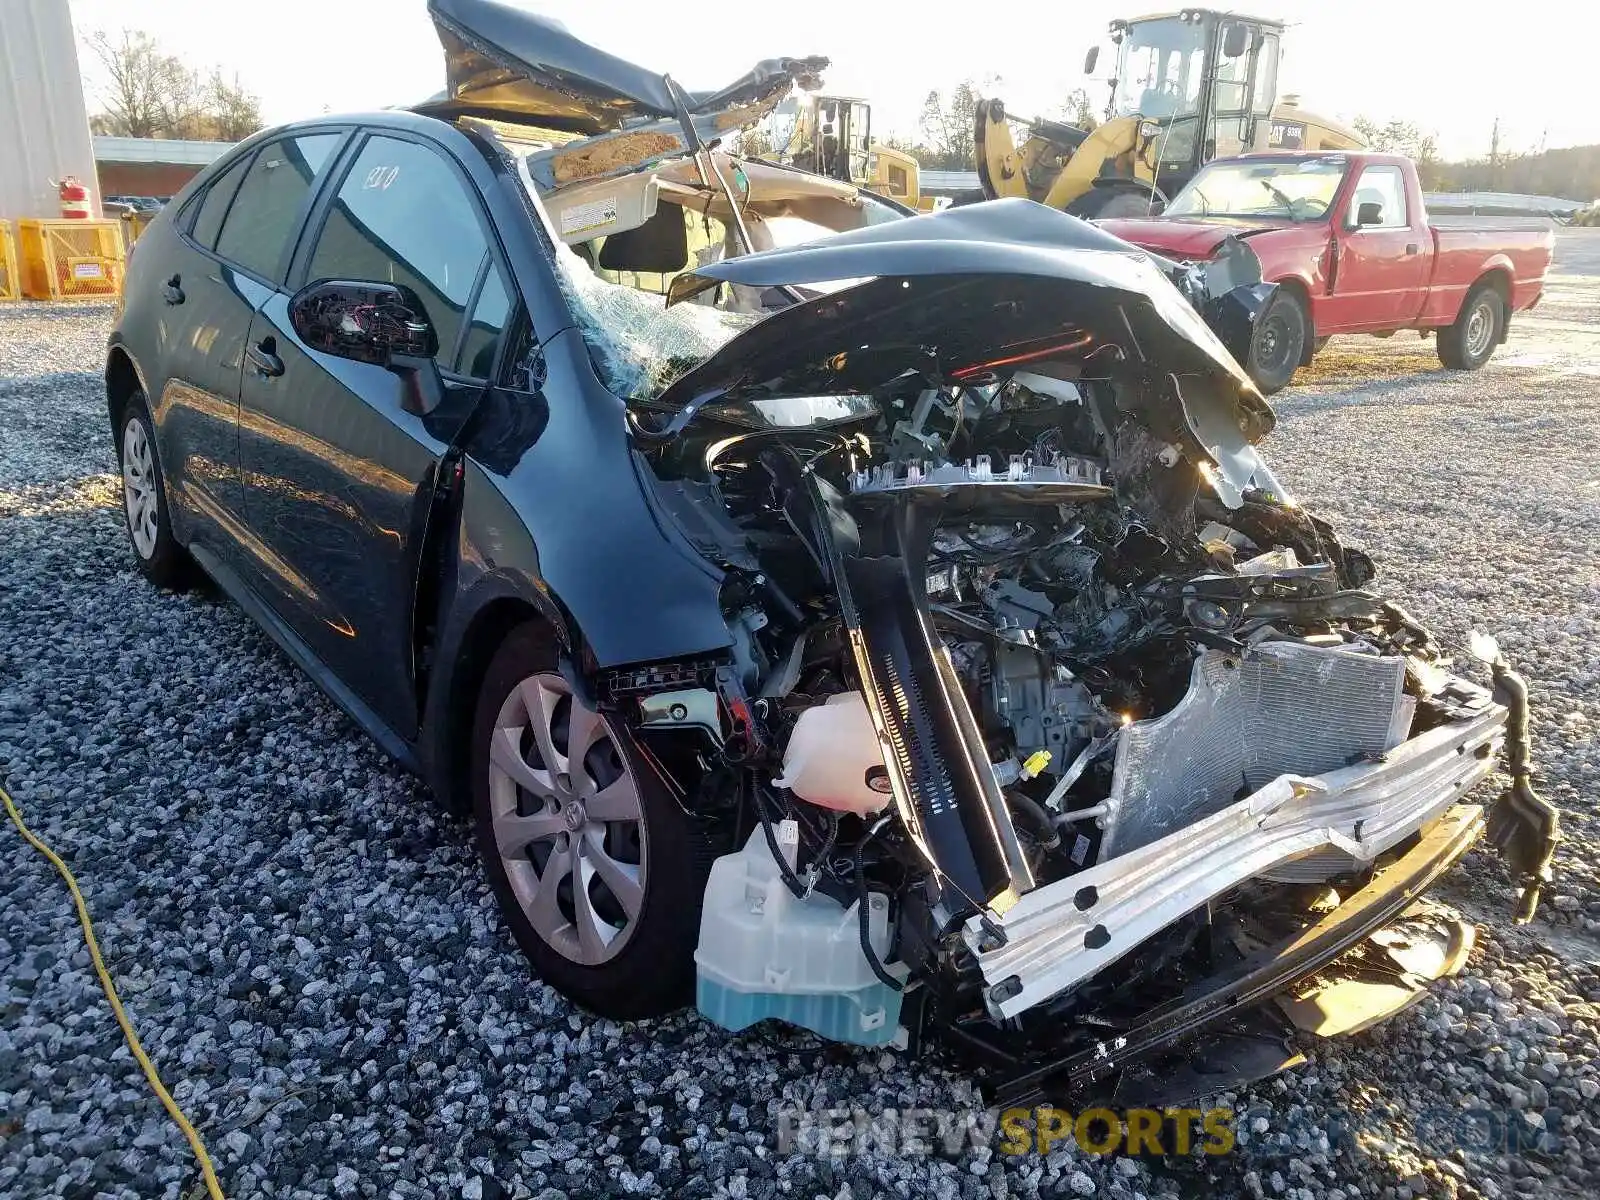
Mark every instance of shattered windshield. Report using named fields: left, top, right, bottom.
left=1167, top=157, right=1348, bottom=221
left=508, top=146, right=883, bottom=427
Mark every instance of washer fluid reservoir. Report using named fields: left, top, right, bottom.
left=694, top=827, right=903, bottom=1046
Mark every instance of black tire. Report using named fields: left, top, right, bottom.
left=117, top=394, right=194, bottom=588
left=471, top=621, right=715, bottom=1020
left=1437, top=283, right=1505, bottom=370
left=1246, top=290, right=1308, bottom=395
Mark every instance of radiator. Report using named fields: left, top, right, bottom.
left=1101, top=642, right=1410, bottom=860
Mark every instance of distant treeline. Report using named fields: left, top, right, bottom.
left=1431, top=144, right=1600, bottom=203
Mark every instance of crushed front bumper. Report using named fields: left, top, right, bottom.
left=955, top=653, right=1560, bottom=1105
left=966, top=700, right=1505, bottom=1019
left=989, top=802, right=1490, bottom=1106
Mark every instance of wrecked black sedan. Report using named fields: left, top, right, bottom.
left=107, top=0, right=1557, bottom=1103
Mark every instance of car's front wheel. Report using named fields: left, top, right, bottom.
left=118, top=396, right=192, bottom=588
left=471, top=622, right=714, bottom=1020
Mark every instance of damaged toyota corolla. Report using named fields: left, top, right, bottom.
left=107, top=0, right=1558, bottom=1104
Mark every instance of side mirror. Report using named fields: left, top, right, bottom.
left=1355, top=201, right=1384, bottom=227
left=289, top=280, right=438, bottom=366
left=1083, top=45, right=1100, bottom=75
left=1222, top=23, right=1249, bottom=59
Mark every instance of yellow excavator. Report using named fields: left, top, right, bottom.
left=975, top=8, right=1363, bottom=217
left=767, top=92, right=935, bottom=210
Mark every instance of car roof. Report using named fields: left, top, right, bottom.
left=1229, top=149, right=1411, bottom=167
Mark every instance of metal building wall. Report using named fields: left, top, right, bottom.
left=0, top=0, right=98, bottom=219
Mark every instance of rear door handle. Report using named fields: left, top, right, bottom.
left=246, top=337, right=284, bottom=378
left=162, top=274, right=184, bottom=305
left=1405, top=243, right=1419, bottom=255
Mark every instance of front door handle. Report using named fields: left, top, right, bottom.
left=162, top=274, right=184, bottom=305
left=246, top=337, right=284, bottom=378
left=1405, top=243, right=1419, bottom=256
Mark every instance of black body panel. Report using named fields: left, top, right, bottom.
left=109, top=109, right=739, bottom=791
left=131, top=215, right=270, bottom=556
left=236, top=290, right=464, bottom=740
left=423, top=0, right=826, bottom=135
left=659, top=199, right=1275, bottom=457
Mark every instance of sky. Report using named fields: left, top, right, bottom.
left=67, top=0, right=1600, bottom=161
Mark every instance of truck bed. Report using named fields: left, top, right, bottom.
left=1422, top=223, right=1554, bottom=326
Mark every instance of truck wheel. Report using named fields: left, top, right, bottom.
left=1437, top=284, right=1504, bottom=370
left=1246, top=291, right=1307, bottom=395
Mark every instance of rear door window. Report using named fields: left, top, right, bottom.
left=306, top=135, right=490, bottom=358
left=190, top=154, right=251, bottom=250
left=214, top=133, right=342, bottom=280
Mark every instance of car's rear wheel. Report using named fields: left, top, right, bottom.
left=471, top=622, right=714, bottom=1019
left=118, top=396, right=192, bottom=588
left=1437, top=283, right=1504, bottom=370
left=1246, top=291, right=1308, bottom=395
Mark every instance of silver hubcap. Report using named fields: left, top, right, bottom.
left=1465, top=300, right=1494, bottom=358
left=121, top=418, right=159, bottom=559
left=488, top=672, right=646, bottom=966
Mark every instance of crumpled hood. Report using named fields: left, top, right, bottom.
left=422, top=0, right=827, bottom=135
left=656, top=199, right=1276, bottom=486
left=1098, top=216, right=1291, bottom=259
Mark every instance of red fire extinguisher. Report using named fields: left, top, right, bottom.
left=58, top=177, right=92, bottom=219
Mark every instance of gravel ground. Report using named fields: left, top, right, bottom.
left=3, top=232, right=1599, bottom=1200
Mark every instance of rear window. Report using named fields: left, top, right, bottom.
left=214, top=133, right=341, bottom=280
left=191, top=154, right=251, bottom=250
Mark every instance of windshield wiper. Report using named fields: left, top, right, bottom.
left=628, top=388, right=722, bottom=443
left=1258, top=179, right=1297, bottom=214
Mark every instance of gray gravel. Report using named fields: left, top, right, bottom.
left=3, top=234, right=1600, bottom=1200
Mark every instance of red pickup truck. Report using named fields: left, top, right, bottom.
left=1100, top=151, right=1555, bottom=392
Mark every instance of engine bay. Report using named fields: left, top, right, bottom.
left=592, top=342, right=1535, bottom=1089
left=488, top=128, right=1554, bottom=1093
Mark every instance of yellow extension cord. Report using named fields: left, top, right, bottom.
left=2, top=780, right=225, bottom=1199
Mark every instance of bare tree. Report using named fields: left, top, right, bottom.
left=919, top=81, right=987, bottom=170
left=85, top=28, right=264, bottom=142
left=87, top=30, right=181, bottom=138
left=204, top=71, right=265, bottom=142
left=1353, top=116, right=1442, bottom=186
left=1054, top=87, right=1099, bottom=132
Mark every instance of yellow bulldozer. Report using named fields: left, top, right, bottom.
left=975, top=8, right=1363, bottom=217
